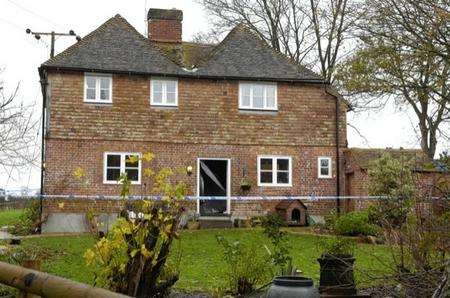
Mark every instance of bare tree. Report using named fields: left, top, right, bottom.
left=0, top=72, right=38, bottom=172
left=197, top=0, right=358, bottom=81
left=336, top=0, right=450, bottom=158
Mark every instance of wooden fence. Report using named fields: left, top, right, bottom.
left=0, top=261, right=130, bottom=298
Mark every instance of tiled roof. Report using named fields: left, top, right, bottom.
left=41, top=15, right=323, bottom=82
left=195, top=25, right=322, bottom=81
left=154, top=42, right=215, bottom=68
left=346, top=148, right=436, bottom=172
left=41, top=15, right=184, bottom=76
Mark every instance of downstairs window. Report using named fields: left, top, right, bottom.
left=104, top=152, right=141, bottom=184
left=257, top=156, right=292, bottom=186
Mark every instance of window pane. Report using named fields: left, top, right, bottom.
left=125, top=169, right=139, bottom=181
left=260, top=172, right=273, bottom=183
left=106, top=168, right=121, bottom=181
left=277, top=159, right=289, bottom=171
left=166, top=91, right=176, bottom=104
left=100, top=89, right=109, bottom=100
left=266, top=86, right=276, bottom=108
left=100, top=77, right=110, bottom=89
left=86, top=88, right=96, bottom=100
left=277, top=172, right=289, bottom=184
left=153, top=81, right=163, bottom=93
left=107, top=155, right=121, bottom=167
left=86, top=77, right=96, bottom=88
left=166, top=81, right=176, bottom=93
left=241, top=85, right=251, bottom=107
left=253, top=85, right=264, bottom=108
left=260, top=158, right=273, bottom=170
left=125, top=155, right=139, bottom=167
left=153, top=91, right=163, bottom=103
left=320, top=167, right=329, bottom=176
left=320, top=159, right=329, bottom=167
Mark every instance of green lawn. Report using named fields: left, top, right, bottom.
left=21, top=228, right=392, bottom=293
left=0, top=209, right=23, bottom=227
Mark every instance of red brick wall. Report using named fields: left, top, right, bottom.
left=148, top=19, right=182, bottom=43
left=46, top=72, right=347, bottom=147
left=344, top=152, right=444, bottom=198
left=44, top=71, right=347, bottom=199
left=44, top=139, right=345, bottom=197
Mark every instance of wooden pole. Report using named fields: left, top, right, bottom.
left=0, top=261, right=130, bottom=298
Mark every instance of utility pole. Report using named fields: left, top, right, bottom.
left=26, top=29, right=81, bottom=58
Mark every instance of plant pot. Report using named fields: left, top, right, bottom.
left=267, top=276, right=319, bottom=298
left=318, top=254, right=357, bottom=296
left=240, top=184, right=251, bottom=191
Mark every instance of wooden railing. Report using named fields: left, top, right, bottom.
left=0, top=261, right=130, bottom=298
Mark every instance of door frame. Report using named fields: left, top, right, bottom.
left=196, top=158, right=231, bottom=215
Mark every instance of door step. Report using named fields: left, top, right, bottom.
left=198, top=216, right=233, bottom=229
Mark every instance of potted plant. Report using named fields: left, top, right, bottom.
left=240, top=177, right=252, bottom=191
left=317, top=237, right=357, bottom=296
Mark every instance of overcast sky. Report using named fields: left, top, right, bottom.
left=0, top=0, right=446, bottom=190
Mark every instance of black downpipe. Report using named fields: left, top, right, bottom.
left=39, top=71, right=48, bottom=231
left=335, top=94, right=341, bottom=215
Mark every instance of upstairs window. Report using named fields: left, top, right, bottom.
left=84, top=74, right=112, bottom=103
left=318, top=157, right=332, bottom=178
left=151, top=78, right=178, bottom=106
left=239, top=82, right=277, bottom=110
left=104, top=152, right=141, bottom=184
left=258, top=156, right=292, bottom=186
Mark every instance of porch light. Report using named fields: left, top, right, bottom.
left=186, top=166, right=193, bottom=176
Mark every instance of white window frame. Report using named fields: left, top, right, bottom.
left=103, top=152, right=141, bottom=185
left=84, top=73, right=112, bottom=103
left=257, top=155, right=292, bottom=187
left=318, top=157, right=332, bottom=179
left=150, top=78, right=179, bottom=107
left=239, top=82, right=278, bottom=111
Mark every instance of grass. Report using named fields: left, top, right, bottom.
left=20, top=228, right=392, bottom=293
left=0, top=209, right=23, bottom=227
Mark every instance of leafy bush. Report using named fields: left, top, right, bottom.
left=318, top=236, right=356, bottom=256
left=85, top=153, right=187, bottom=298
left=8, top=200, right=41, bottom=235
left=261, top=213, right=296, bottom=275
left=331, top=210, right=379, bottom=236
left=216, top=235, right=272, bottom=296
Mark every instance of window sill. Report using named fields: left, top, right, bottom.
left=258, top=184, right=292, bottom=187
left=84, top=100, right=113, bottom=106
left=239, top=109, right=278, bottom=115
left=318, top=176, right=333, bottom=179
left=103, top=181, right=141, bottom=185
left=150, top=105, right=178, bottom=110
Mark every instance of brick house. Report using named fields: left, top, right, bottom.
left=38, top=8, right=348, bottom=221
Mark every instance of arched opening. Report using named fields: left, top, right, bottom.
left=291, top=208, right=301, bottom=222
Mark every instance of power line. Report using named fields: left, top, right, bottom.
left=6, top=0, right=65, bottom=30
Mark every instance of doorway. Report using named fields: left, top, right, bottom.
left=197, top=158, right=230, bottom=216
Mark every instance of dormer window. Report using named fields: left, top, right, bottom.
left=151, top=78, right=178, bottom=107
left=239, top=82, right=277, bottom=111
left=84, top=73, right=112, bottom=103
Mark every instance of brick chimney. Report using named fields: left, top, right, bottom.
left=147, top=8, right=183, bottom=43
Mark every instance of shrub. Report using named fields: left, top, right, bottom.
left=331, top=210, right=379, bottom=236
left=85, top=153, right=187, bottom=298
left=8, top=200, right=41, bottom=235
left=318, top=236, right=356, bottom=256
left=261, top=213, right=295, bottom=275
left=216, top=235, right=272, bottom=296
